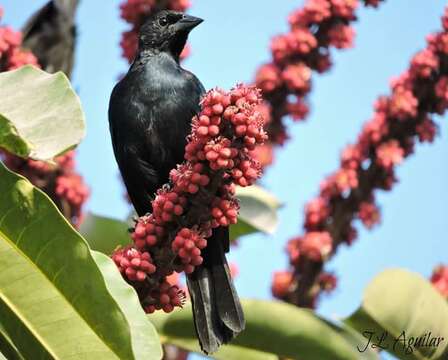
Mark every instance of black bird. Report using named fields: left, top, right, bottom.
left=22, top=0, right=79, bottom=77
left=108, top=11, right=245, bottom=354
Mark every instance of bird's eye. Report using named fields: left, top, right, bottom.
left=159, top=17, right=168, bottom=26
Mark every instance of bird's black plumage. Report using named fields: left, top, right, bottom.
left=22, top=0, right=78, bottom=77
left=108, top=11, right=244, bottom=354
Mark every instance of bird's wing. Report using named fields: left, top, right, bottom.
left=184, top=69, right=206, bottom=97
left=108, top=66, right=205, bottom=216
left=109, top=85, right=162, bottom=216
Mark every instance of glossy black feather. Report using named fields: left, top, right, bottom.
left=108, top=11, right=244, bottom=354
left=109, top=52, right=204, bottom=214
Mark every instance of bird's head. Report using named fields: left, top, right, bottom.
left=139, top=10, right=203, bottom=60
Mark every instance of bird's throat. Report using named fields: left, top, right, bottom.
left=169, top=32, right=188, bottom=62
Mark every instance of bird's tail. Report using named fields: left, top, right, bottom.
left=186, top=227, right=245, bottom=354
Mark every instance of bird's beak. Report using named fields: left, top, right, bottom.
left=176, top=14, right=204, bottom=32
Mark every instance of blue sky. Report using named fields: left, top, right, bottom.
left=2, top=0, right=448, bottom=355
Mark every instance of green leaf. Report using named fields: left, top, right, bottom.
left=150, top=308, right=277, bottom=360
left=230, top=185, right=280, bottom=241
left=0, top=162, right=161, bottom=359
left=344, top=269, right=448, bottom=360
left=0, top=322, right=24, bottom=360
left=80, top=212, right=132, bottom=255
left=150, top=299, right=365, bottom=360
left=158, top=336, right=277, bottom=360
left=92, top=251, right=163, bottom=359
left=0, top=65, right=85, bottom=160
left=229, top=218, right=258, bottom=242
left=318, top=316, right=379, bottom=360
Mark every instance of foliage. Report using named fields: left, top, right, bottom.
left=0, top=161, right=162, bottom=359
left=345, top=269, right=448, bottom=360
left=0, top=65, right=85, bottom=160
left=0, top=2, right=447, bottom=360
left=0, top=59, right=89, bottom=227
left=151, top=299, right=379, bottom=360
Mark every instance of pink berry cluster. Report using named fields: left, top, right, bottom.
left=144, top=281, right=185, bottom=314
left=211, top=197, right=239, bottom=227
left=112, top=246, right=157, bottom=281
left=0, top=7, right=39, bottom=70
left=153, top=190, right=187, bottom=223
left=111, top=84, right=267, bottom=314
left=251, top=0, right=384, bottom=168
left=119, top=0, right=190, bottom=63
left=172, top=228, right=207, bottom=274
left=430, top=265, right=448, bottom=299
left=271, top=270, right=336, bottom=307
left=171, top=163, right=210, bottom=193
left=131, top=214, right=164, bottom=249
left=273, top=7, right=448, bottom=308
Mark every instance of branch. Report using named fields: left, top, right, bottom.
left=272, top=6, right=448, bottom=308
left=251, top=0, right=385, bottom=168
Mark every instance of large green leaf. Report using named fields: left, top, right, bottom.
left=345, top=269, right=448, bottom=360
left=0, top=162, right=161, bottom=359
left=157, top=336, right=277, bottom=360
left=230, top=185, right=280, bottom=241
left=0, top=322, right=23, bottom=360
left=92, top=251, right=162, bottom=359
left=150, top=299, right=369, bottom=360
left=318, top=316, right=379, bottom=360
left=0, top=65, right=85, bottom=160
left=80, top=213, right=131, bottom=255
left=150, top=306, right=277, bottom=360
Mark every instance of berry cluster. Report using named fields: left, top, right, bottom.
left=211, top=197, right=239, bottom=227
left=252, top=0, right=384, bottom=168
left=131, top=215, right=164, bottom=249
left=271, top=269, right=337, bottom=307
left=119, top=0, right=190, bottom=63
left=112, top=246, right=157, bottom=282
left=296, top=231, right=332, bottom=262
left=358, top=201, right=380, bottom=229
left=172, top=228, right=207, bottom=274
left=143, top=281, right=185, bottom=314
left=55, top=173, right=90, bottom=221
left=153, top=190, right=187, bottom=224
left=272, top=271, right=294, bottom=298
left=430, top=265, right=448, bottom=299
left=111, top=84, right=267, bottom=313
left=273, top=7, right=448, bottom=308
left=0, top=9, right=39, bottom=69
left=170, top=163, right=210, bottom=194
